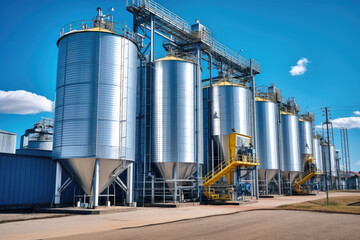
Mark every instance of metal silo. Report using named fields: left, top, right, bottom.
left=254, top=85, right=282, bottom=189
left=280, top=113, right=301, bottom=181
left=203, top=79, right=252, bottom=167
left=322, top=143, right=337, bottom=177
left=312, top=135, right=323, bottom=171
left=256, top=97, right=280, bottom=185
left=299, top=113, right=314, bottom=171
left=53, top=10, right=137, bottom=205
left=152, top=56, right=199, bottom=188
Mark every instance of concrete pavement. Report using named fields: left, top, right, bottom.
left=0, top=191, right=359, bottom=240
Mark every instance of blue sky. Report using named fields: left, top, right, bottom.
left=0, top=0, right=359, bottom=171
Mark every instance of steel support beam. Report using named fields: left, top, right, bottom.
left=126, top=163, right=134, bottom=205
left=54, top=162, right=62, bottom=205
left=93, top=159, right=100, bottom=208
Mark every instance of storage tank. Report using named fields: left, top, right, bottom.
left=299, top=117, right=314, bottom=170
left=0, top=130, right=16, bottom=154
left=255, top=89, right=280, bottom=183
left=322, top=143, right=337, bottom=177
left=53, top=13, right=138, bottom=195
left=152, top=56, right=200, bottom=185
left=21, top=118, right=53, bottom=151
left=312, top=135, right=323, bottom=171
left=203, top=79, right=252, bottom=167
left=280, top=113, right=301, bottom=181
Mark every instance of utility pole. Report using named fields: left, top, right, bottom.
left=340, top=128, right=345, bottom=172
left=322, top=107, right=330, bottom=205
left=324, top=107, right=333, bottom=189
left=345, top=129, right=351, bottom=172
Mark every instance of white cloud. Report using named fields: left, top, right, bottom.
left=355, top=160, right=360, bottom=166
left=332, top=116, right=360, bottom=129
left=290, top=58, right=310, bottom=76
left=317, top=116, right=360, bottom=129
left=353, top=111, right=360, bottom=116
left=0, top=90, right=53, bottom=115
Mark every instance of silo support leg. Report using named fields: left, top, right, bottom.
left=126, top=163, right=134, bottom=205
left=93, top=159, right=100, bottom=208
left=54, top=162, right=62, bottom=205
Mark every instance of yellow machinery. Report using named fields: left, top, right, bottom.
left=202, top=133, right=260, bottom=200
left=292, top=168, right=323, bottom=194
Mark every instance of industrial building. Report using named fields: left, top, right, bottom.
left=0, top=0, right=358, bottom=209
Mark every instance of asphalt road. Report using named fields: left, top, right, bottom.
left=51, top=210, right=360, bottom=240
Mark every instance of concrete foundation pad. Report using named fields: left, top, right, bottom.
left=140, top=202, right=200, bottom=208
left=260, top=195, right=276, bottom=198
left=202, top=200, right=258, bottom=205
left=34, top=206, right=136, bottom=215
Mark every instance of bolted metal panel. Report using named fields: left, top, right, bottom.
left=255, top=101, right=280, bottom=180
left=151, top=58, right=197, bottom=182
left=53, top=31, right=138, bottom=194
left=313, top=136, right=323, bottom=171
left=299, top=120, right=314, bottom=170
left=280, top=114, right=301, bottom=181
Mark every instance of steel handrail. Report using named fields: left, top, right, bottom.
left=202, top=154, right=259, bottom=184
left=126, top=0, right=261, bottom=73
left=294, top=168, right=323, bottom=185
left=59, top=20, right=136, bottom=41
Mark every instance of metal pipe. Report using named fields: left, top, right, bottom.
left=204, top=50, right=213, bottom=175
left=249, top=60, right=259, bottom=200
left=150, top=14, right=155, bottom=63
left=195, top=43, right=202, bottom=200
left=277, top=102, right=282, bottom=195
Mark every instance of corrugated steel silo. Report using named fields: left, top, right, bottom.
left=299, top=119, right=313, bottom=170
left=203, top=80, right=252, bottom=165
left=280, top=114, right=301, bottom=181
left=152, top=56, right=199, bottom=184
left=53, top=17, right=137, bottom=195
left=256, top=100, right=279, bottom=183
left=312, top=135, right=323, bottom=171
left=322, top=143, right=337, bottom=177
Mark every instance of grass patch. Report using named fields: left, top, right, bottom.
left=278, top=196, right=360, bottom=214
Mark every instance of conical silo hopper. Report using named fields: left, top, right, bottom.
left=53, top=12, right=138, bottom=202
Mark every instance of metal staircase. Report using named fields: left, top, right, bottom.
left=202, top=155, right=259, bottom=200
left=292, top=168, right=323, bottom=194
left=203, top=187, right=233, bottom=201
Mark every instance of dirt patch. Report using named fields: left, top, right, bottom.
left=278, top=196, right=360, bottom=214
